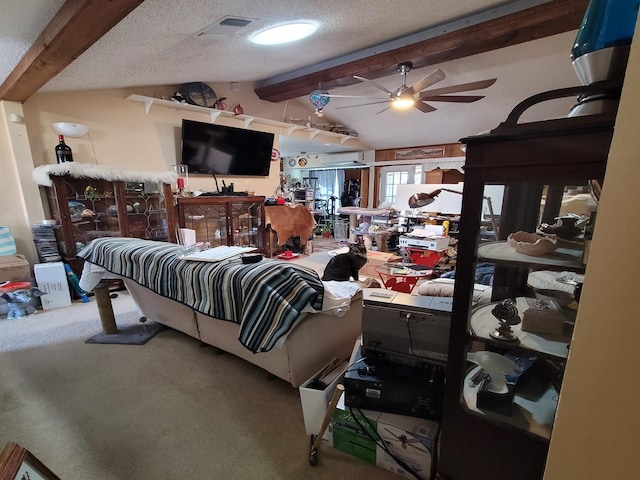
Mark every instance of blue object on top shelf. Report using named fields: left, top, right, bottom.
left=571, top=0, right=640, bottom=60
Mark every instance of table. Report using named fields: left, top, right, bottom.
left=374, top=263, right=433, bottom=293
left=336, top=207, right=393, bottom=242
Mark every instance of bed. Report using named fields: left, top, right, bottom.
left=77, top=238, right=363, bottom=387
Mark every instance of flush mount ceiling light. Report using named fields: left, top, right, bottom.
left=52, top=122, right=89, bottom=137
left=250, top=21, right=317, bottom=45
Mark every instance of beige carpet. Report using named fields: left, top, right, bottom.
left=0, top=292, right=398, bottom=479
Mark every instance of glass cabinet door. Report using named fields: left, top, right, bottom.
left=180, top=202, right=229, bottom=248
left=121, top=182, right=171, bottom=242
left=177, top=197, right=266, bottom=254
left=229, top=200, right=264, bottom=250
left=49, top=177, right=121, bottom=256
left=46, top=176, right=174, bottom=271
left=458, top=180, right=596, bottom=440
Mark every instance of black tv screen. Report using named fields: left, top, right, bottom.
left=180, top=119, right=274, bottom=176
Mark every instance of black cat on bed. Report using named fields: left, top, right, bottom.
left=322, top=243, right=368, bottom=281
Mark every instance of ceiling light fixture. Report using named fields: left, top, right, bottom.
left=52, top=122, right=89, bottom=137
left=391, top=93, right=416, bottom=109
left=250, top=21, right=317, bottom=45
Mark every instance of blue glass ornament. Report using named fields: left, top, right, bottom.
left=309, top=90, right=330, bottom=109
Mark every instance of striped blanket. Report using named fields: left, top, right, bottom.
left=77, top=238, right=324, bottom=353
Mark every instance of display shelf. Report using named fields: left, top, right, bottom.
left=462, top=366, right=557, bottom=440
left=127, top=94, right=359, bottom=144
left=438, top=85, right=615, bottom=480
left=469, top=299, right=573, bottom=360
left=478, top=241, right=584, bottom=272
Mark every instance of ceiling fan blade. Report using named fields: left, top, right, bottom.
left=335, top=100, right=390, bottom=110
left=319, top=93, right=389, bottom=99
left=420, top=94, right=485, bottom=103
left=376, top=105, right=391, bottom=115
left=353, top=75, right=393, bottom=94
left=407, top=69, right=446, bottom=96
left=422, top=78, right=497, bottom=96
left=413, top=101, right=437, bottom=113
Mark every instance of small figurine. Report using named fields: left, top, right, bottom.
left=171, top=92, right=186, bottom=103
left=233, top=104, right=244, bottom=115
left=215, top=97, right=227, bottom=110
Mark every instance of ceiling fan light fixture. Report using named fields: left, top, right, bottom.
left=249, top=21, right=317, bottom=45
left=391, top=95, right=416, bottom=109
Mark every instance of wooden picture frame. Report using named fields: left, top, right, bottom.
left=394, top=146, right=445, bottom=160
left=0, top=443, right=60, bottom=480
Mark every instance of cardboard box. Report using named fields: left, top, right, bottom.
left=360, top=250, right=402, bottom=278
left=521, top=297, right=567, bottom=335
left=34, top=262, right=71, bottom=310
left=331, top=396, right=440, bottom=480
left=425, top=167, right=464, bottom=185
left=0, top=254, right=30, bottom=282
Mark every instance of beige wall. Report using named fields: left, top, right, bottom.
left=0, top=82, right=327, bottom=264
left=543, top=28, right=640, bottom=480
left=22, top=86, right=289, bottom=193
left=0, top=101, right=45, bottom=264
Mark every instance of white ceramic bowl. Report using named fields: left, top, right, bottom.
left=506, top=231, right=558, bottom=256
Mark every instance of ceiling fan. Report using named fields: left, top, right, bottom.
left=322, top=62, right=496, bottom=114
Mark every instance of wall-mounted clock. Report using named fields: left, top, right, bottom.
left=180, top=82, right=217, bottom=108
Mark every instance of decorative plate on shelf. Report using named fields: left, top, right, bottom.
left=288, top=158, right=297, bottom=167
left=180, top=82, right=217, bottom=108
left=297, top=157, right=308, bottom=167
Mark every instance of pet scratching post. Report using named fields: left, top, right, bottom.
left=86, top=282, right=164, bottom=345
left=94, top=283, right=118, bottom=334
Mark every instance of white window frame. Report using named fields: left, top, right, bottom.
left=379, top=165, right=422, bottom=206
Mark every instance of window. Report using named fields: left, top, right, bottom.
left=379, top=165, right=422, bottom=206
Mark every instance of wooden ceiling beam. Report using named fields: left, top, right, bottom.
left=254, top=0, right=589, bottom=103
left=0, top=0, right=143, bottom=103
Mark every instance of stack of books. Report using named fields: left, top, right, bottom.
left=31, top=224, right=62, bottom=263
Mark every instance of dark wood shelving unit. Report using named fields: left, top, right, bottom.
left=44, top=175, right=176, bottom=276
left=437, top=83, right=617, bottom=480
left=176, top=196, right=267, bottom=255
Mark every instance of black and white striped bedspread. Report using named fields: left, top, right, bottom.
left=77, top=238, right=324, bottom=353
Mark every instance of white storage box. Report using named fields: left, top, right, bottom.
left=34, top=262, right=71, bottom=310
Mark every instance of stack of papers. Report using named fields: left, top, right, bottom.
left=182, top=245, right=256, bottom=262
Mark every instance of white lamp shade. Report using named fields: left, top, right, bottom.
left=52, top=122, right=89, bottom=137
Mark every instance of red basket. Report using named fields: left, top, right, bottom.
left=0, top=281, right=32, bottom=293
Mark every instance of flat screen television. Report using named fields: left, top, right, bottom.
left=180, top=119, right=274, bottom=176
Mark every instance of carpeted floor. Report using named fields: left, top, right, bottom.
left=0, top=291, right=398, bottom=479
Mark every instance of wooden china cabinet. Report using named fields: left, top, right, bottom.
left=176, top=196, right=267, bottom=255
left=437, top=82, right=619, bottom=480
left=42, top=172, right=176, bottom=275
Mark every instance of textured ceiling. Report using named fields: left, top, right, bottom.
left=0, top=0, right=584, bottom=156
